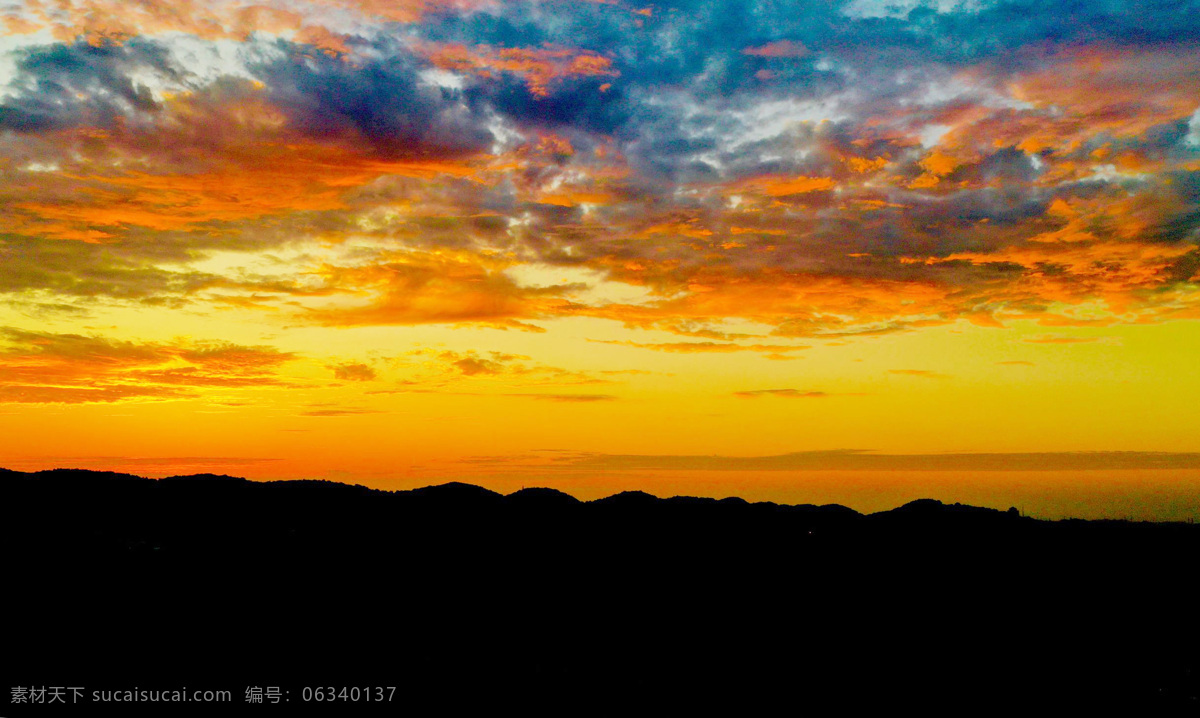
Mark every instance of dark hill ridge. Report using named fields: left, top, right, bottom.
left=406, top=480, right=505, bottom=504
left=0, top=466, right=881, bottom=514
left=0, top=467, right=1178, bottom=524
left=507, top=486, right=582, bottom=507
left=2, top=466, right=1195, bottom=567
left=159, top=472, right=248, bottom=482
left=4, top=466, right=1199, bottom=714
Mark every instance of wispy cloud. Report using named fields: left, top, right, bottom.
left=593, top=340, right=810, bottom=354
left=300, top=407, right=385, bottom=417
left=1023, top=337, right=1102, bottom=345
left=0, top=328, right=298, bottom=404
left=733, top=389, right=830, bottom=398
left=505, top=394, right=618, bottom=403
left=887, top=369, right=948, bottom=379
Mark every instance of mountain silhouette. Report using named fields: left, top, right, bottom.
left=3, top=467, right=1197, bottom=715
left=159, top=473, right=249, bottom=482
left=407, top=480, right=504, bottom=504
left=506, top=486, right=582, bottom=507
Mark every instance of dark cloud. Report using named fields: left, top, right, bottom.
left=0, top=38, right=180, bottom=132
left=477, top=74, right=633, bottom=137
left=252, top=40, right=493, bottom=159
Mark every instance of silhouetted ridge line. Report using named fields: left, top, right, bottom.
left=2, top=466, right=1196, bottom=521
left=507, top=487, right=582, bottom=506
left=160, top=473, right=249, bottom=482
left=871, top=497, right=1023, bottom=518
left=3, top=468, right=869, bottom=512
left=591, top=490, right=661, bottom=507
left=407, top=481, right=504, bottom=503
left=29, top=467, right=149, bottom=481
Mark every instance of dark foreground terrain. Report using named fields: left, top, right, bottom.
left=3, top=468, right=1198, bottom=714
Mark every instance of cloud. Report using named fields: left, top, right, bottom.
left=1022, top=336, right=1101, bottom=345
left=887, top=369, right=948, bottom=378
left=299, top=407, right=385, bottom=416
left=178, top=343, right=295, bottom=373
left=742, top=41, right=809, bottom=59
left=1, top=94, right=490, bottom=245
left=389, top=348, right=611, bottom=390
left=593, top=340, right=810, bottom=354
left=307, top=251, right=576, bottom=328
left=416, top=41, right=619, bottom=99
left=0, top=383, right=193, bottom=404
left=330, top=363, right=378, bottom=381
left=0, top=328, right=297, bottom=404
left=0, top=0, right=486, bottom=48
left=1, top=0, right=1200, bottom=350
left=0, top=39, right=181, bottom=133
left=451, top=355, right=505, bottom=376
left=733, top=389, right=829, bottom=398
left=506, top=393, right=617, bottom=402
left=254, top=40, right=494, bottom=160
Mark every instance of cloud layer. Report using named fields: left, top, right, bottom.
left=0, top=1, right=1195, bottom=349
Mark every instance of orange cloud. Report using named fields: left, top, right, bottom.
left=593, top=340, right=810, bottom=354
left=639, top=220, right=714, bottom=239
left=0, top=92, right=486, bottom=242
left=1022, top=336, right=1100, bottom=345
left=739, top=175, right=836, bottom=197
left=300, top=406, right=385, bottom=416
left=887, top=369, right=948, bottom=378
left=1009, top=46, right=1200, bottom=144
left=742, top=40, right=809, bottom=58
left=505, top=393, right=616, bottom=402
left=573, top=263, right=957, bottom=339
left=418, top=42, right=619, bottom=98
left=901, top=47, right=1200, bottom=177
left=0, top=328, right=297, bottom=403
left=733, top=389, right=828, bottom=398
left=307, top=251, right=575, bottom=329
left=2, top=0, right=495, bottom=52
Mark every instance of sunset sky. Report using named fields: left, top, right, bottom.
left=2, top=0, right=1199, bottom=518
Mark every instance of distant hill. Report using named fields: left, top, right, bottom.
left=159, top=473, right=249, bottom=482
left=507, top=486, right=582, bottom=507
left=2, top=467, right=1197, bottom=714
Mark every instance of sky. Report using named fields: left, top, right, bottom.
left=1, top=0, right=1199, bottom=519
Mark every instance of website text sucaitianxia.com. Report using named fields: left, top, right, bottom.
left=10, top=686, right=398, bottom=705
